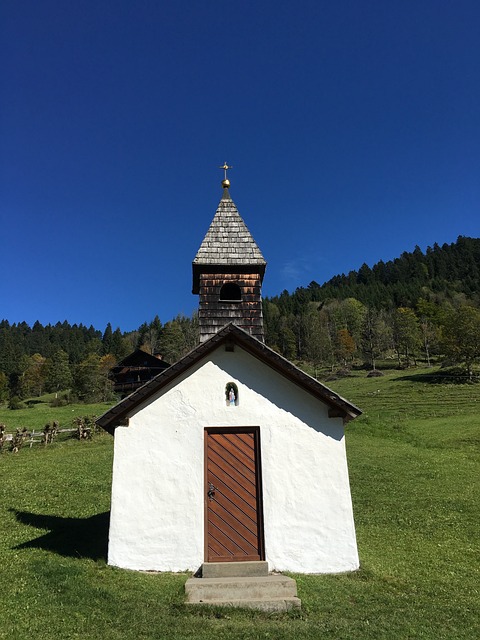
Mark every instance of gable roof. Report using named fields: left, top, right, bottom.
left=113, top=349, right=169, bottom=370
left=192, top=188, right=266, bottom=293
left=97, top=323, right=361, bottom=434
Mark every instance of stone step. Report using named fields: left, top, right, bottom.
left=187, top=596, right=301, bottom=612
left=202, top=561, right=269, bottom=578
left=185, top=575, right=298, bottom=603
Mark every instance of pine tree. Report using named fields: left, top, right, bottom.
left=102, top=323, right=114, bottom=355
left=45, top=350, right=73, bottom=395
left=111, top=328, right=130, bottom=360
left=0, top=372, right=8, bottom=402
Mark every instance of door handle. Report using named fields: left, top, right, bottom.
left=207, top=483, right=216, bottom=501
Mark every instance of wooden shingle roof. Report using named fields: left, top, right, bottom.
left=193, top=186, right=265, bottom=260
left=193, top=188, right=266, bottom=266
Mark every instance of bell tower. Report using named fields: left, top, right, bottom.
left=192, top=165, right=266, bottom=343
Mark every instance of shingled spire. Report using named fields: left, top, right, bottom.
left=193, top=171, right=266, bottom=342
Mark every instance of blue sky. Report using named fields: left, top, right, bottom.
left=1, top=1, right=479, bottom=332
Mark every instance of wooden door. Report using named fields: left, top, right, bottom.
left=205, top=428, right=264, bottom=562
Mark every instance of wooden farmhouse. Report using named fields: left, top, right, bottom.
left=97, top=177, right=361, bottom=578
left=109, top=349, right=170, bottom=398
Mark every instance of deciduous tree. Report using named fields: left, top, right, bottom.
left=391, top=307, right=421, bottom=367
left=441, top=306, right=480, bottom=379
left=336, top=328, right=356, bottom=367
left=301, top=306, right=333, bottom=375
left=74, top=354, right=115, bottom=402
left=361, top=308, right=391, bottom=370
left=21, top=353, right=47, bottom=397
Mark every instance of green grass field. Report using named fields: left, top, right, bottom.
left=1, top=368, right=478, bottom=639
left=0, top=397, right=113, bottom=432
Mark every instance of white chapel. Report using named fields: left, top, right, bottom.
left=97, top=172, right=361, bottom=578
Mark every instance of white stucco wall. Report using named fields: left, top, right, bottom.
left=108, top=346, right=359, bottom=574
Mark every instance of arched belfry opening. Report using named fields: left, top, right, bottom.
left=192, top=167, right=266, bottom=342
left=220, top=282, right=242, bottom=302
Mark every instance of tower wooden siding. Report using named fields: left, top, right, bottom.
left=198, top=272, right=264, bottom=342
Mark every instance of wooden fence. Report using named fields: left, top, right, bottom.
left=2, top=427, right=78, bottom=448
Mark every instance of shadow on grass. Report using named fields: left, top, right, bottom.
left=397, top=369, right=479, bottom=385
left=12, top=510, right=109, bottom=561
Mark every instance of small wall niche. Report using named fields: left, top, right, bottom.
left=225, top=382, right=239, bottom=406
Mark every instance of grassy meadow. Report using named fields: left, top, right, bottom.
left=1, top=368, right=478, bottom=639
left=0, top=395, right=112, bottom=432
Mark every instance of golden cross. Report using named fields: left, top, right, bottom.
left=219, top=162, right=233, bottom=180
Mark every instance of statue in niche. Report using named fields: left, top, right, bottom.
left=225, top=382, right=238, bottom=407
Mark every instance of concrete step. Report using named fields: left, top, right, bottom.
left=185, top=575, right=298, bottom=603
left=187, top=596, right=302, bottom=612
left=202, top=561, right=269, bottom=578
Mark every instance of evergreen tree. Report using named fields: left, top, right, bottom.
left=263, top=301, right=282, bottom=351
left=277, top=316, right=297, bottom=360
left=102, top=323, right=114, bottom=355
left=139, top=316, right=163, bottom=355
left=158, top=320, right=185, bottom=363
left=45, top=350, right=73, bottom=395
left=86, top=325, right=103, bottom=352
left=0, top=372, right=8, bottom=403
left=174, top=313, right=200, bottom=354
left=111, top=328, right=130, bottom=360
left=0, top=326, right=22, bottom=377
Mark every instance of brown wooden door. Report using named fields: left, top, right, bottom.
left=205, top=428, right=264, bottom=562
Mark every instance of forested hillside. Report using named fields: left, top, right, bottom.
left=263, top=236, right=480, bottom=373
left=0, top=315, right=198, bottom=405
left=1, top=236, right=479, bottom=406
left=268, top=236, right=480, bottom=312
